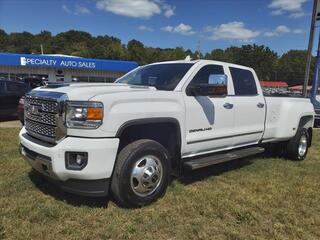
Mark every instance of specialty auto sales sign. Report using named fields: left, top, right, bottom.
left=20, top=56, right=96, bottom=69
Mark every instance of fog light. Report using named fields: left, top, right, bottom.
left=65, top=152, right=88, bottom=170
left=76, top=154, right=85, bottom=165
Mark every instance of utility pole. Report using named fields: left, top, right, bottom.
left=196, top=40, right=201, bottom=59
left=40, top=44, right=44, bottom=55
left=304, top=0, right=319, bottom=97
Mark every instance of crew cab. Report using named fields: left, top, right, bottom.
left=19, top=60, right=315, bottom=207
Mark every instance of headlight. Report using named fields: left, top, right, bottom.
left=66, top=101, right=103, bottom=129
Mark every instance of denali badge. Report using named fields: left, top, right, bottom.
left=189, top=127, right=213, bottom=133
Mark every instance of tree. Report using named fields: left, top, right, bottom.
left=34, top=31, right=53, bottom=54
left=277, top=50, right=315, bottom=86
left=205, top=45, right=278, bottom=80
left=7, top=31, right=35, bottom=53
left=0, top=28, right=312, bottom=84
left=0, top=29, right=8, bottom=52
left=127, top=39, right=146, bottom=64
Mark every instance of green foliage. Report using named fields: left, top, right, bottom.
left=277, top=50, right=315, bottom=86
left=206, top=44, right=279, bottom=81
left=0, top=28, right=312, bottom=86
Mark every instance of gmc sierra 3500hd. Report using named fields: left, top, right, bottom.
left=19, top=59, right=315, bottom=207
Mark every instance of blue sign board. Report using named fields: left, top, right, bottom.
left=0, top=53, right=138, bottom=72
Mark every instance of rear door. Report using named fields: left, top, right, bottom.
left=227, top=67, right=265, bottom=146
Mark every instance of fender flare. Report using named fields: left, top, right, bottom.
left=115, top=117, right=182, bottom=148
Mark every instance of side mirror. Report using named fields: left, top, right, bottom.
left=187, top=74, right=228, bottom=97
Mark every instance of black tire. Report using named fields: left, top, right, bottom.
left=111, top=139, right=170, bottom=208
left=285, top=128, right=309, bottom=161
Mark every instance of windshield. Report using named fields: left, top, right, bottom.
left=116, top=63, right=194, bottom=90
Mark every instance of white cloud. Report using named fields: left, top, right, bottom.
left=96, top=0, right=174, bottom=19
left=275, top=25, right=290, bottom=33
left=161, top=23, right=195, bottom=35
left=96, top=0, right=161, bottom=18
left=138, top=25, right=154, bottom=32
left=293, top=29, right=304, bottom=34
left=62, top=4, right=71, bottom=14
left=74, top=5, right=91, bottom=15
left=163, top=4, right=175, bottom=18
left=62, top=4, right=91, bottom=15
left=289, top=12, right=307, bottom=18
left=206, top=21, right=260, bottom=41
left=161, top=26, right=174, bottom=32
left=264, top=31, right=277, bottom=37
left=268, top=0, right=307, bottom=18
left=264, top=25, right=303, bottom=37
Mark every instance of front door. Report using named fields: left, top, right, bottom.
left=183, top=64, right=235, bottom=157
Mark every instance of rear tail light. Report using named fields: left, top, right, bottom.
left=19, top=97, right=25, bottom=105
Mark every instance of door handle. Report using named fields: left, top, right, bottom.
left=257, top=103, right=265, bottom=108
left=223, top=103, right=233, bottom=109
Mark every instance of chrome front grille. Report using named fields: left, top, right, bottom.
left=26, top=110, right=56, bottom=126
left=25, top=97, right=58, bottom=113
left=25, top=119, right=56, bottom=138
left=24, top=91, right=67, bottom=143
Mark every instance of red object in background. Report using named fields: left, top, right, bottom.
left=260, top=81, right=288, bottom=87
left=17, top=96, right=25, bottom=125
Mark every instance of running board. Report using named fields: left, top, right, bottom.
left=183, top=147, right=265, bottom=171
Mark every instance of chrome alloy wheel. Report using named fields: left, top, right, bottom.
left=130, top=155, right=163, bottom=197
left=298, top=134, right=308, bottom=157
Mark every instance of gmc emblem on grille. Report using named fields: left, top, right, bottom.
left=28, top=105, right=43, bottom=115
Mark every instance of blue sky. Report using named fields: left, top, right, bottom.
left=0, top=0, right=315, bottom=54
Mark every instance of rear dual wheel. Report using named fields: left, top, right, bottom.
left=264, top=127, right=309, bottom=161
left=286, top=128, right=309, bottom=161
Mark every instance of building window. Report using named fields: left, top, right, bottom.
left=12, top=73, right=30, bottom=81
left=30, top=74, right=48, bottom=81
left=0, top=73, right=9, bottom=80
left=72, top=76, right=89, bottom=82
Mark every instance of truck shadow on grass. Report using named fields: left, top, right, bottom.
left=178, top=155, right=257, bottom=185
left=28, top=170, right=110, bottom=208
left=28, top=154, right=263, bottom=208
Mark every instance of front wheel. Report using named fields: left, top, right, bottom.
left=111, top=139, right=170, bottom=208
left=285, top=128, right=309, bottom=161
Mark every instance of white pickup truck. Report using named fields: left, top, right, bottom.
left=19, top=59, right=315, bottom=207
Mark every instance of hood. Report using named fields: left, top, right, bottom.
left=33, top=83, right=156, bottom=100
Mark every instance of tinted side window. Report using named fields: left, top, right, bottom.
left=0, top=82, right=4, bottom=95
left=229, top=67, right=257, bottom=96
left=7, top=82, right=21, bottom=93
left=189, top=65, right=224, bottom=86
left=6, top=82, right=28, bottom=94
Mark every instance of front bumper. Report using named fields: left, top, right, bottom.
left=19, top=127, right=119, bottom=196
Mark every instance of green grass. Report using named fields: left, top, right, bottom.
left=0, top=128, right=320, bottom=240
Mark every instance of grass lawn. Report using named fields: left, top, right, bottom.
left=0, top=128, right=320, bottom=240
